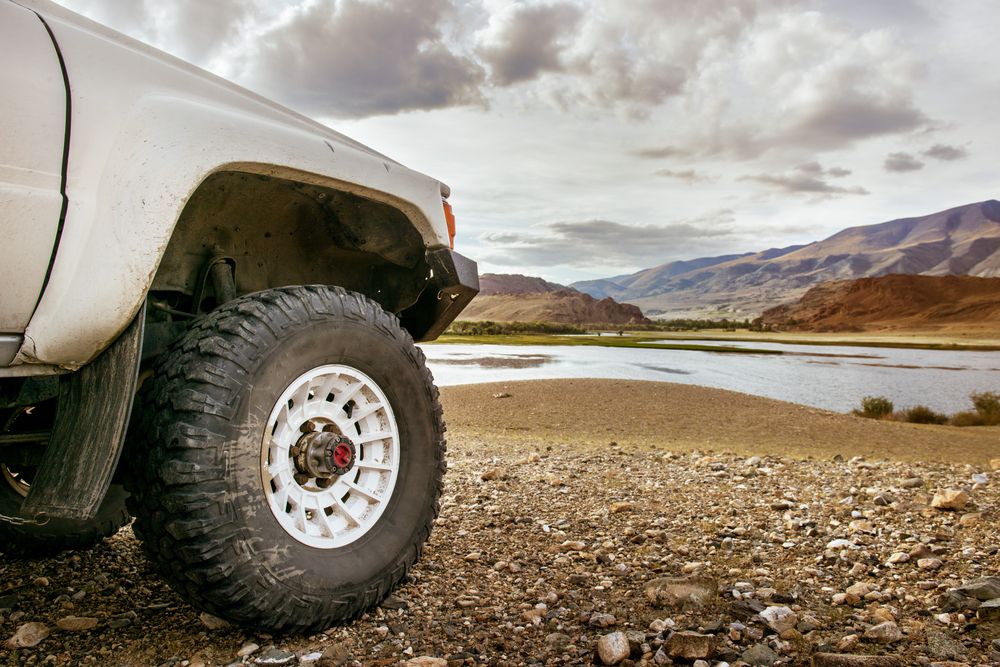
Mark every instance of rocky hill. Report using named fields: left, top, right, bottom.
left=478, top=273, right=568, bottom=296
left=572, top=200, right=1000, bottom=318
left=461, top=273, right=650, bottom=325
left=762, top=274, right=1000, bottom=334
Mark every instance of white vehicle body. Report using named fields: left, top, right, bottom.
left=1, top=0, right=468, bottom=373
left=0, top=0, right=477, bottom=541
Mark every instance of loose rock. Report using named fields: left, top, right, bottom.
left=480, top=467, right=506, bottom=481
left=741, top=642, right=780, bottom=665
left=759, top=605, right=798, bottom=634
left=199, top=612, right=230, bottom=630
left=237, top=642, right=260, bottom=658
left=55, top=616, right=98, bottom=632
left=953, top=576, right=1000, bottom=601
left=643, top=575, right=717, bottom=608
left=404, top=658, right=448, bottom=667
left=5, top=622, right=50, bottom=648
left=978, top=599, right=1000, bottom=621
left=254, top=647, right=296, bottom=665
left=931, top=489, right=969, bottom=511
left=864, top=621, right=903, bottom=644
left=665, top=631, right=714, bottom=659
left=596, top=631, right=630, bottom=665
left=588, top=612, right=617, bottom=628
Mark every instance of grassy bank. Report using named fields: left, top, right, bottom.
left=439, top=321, right=1000, bottom=351
left=645, top=330, right=1000, bottom=351
left=431, top=332, right=783, bottom=354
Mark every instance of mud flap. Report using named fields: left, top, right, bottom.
left=20, top=306, right=144, bottom=520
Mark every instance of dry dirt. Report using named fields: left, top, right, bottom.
left=1, top=380, right=998, bottom=667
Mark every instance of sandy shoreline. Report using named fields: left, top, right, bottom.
left=441, top=379, right=1000, bottom=465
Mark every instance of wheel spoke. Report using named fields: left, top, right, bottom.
left=343, top=480, right=381, bottom=502
left=331, top=380, right=365, bottom=413
left=356, top=460, right=392, bottom=472
left=355, top=430, right=392, bottom=444
left=351, top=401, right=384, bottom=421
left=317, top=507, right=337, bottom=538
left=334, top=497, right=361, bottom=526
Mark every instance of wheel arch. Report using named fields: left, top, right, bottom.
left=150, top=165, right=434, bottom=317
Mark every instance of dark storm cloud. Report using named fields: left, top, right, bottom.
left=479, top=216, right=736, bottom=268
left=478, top=3, right=583, bottom=85
left=243, top=0, right=485, bottom=117
left=923, top=143, right=968, bottom=161
left=883, top=152, right=924, bottom=172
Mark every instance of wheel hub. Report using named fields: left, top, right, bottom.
left=293, top=430, right=356, bottom=480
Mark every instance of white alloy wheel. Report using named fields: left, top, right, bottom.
left=261, top=364, right=400, bottom=549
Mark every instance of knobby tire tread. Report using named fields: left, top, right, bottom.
left=125, top=286, right=445, bottom=632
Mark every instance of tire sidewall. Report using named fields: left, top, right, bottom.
left=224, top=314, right=439, bottom=596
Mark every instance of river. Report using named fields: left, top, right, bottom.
left=420, top=339, right=1000, bottom=414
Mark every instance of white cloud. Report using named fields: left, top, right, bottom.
left=53, top=0, right=998, bottom=283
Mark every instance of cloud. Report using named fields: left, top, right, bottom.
left=883, top=151, right=924, bottom=172
left=633, top=146, right=688, bottom=159
left=478, top=3, right=583, bottom=85
left=676, top=12, right=929, bottom=158
left=742, top=165, right=869, bottom=196
left=58, top=0, right=258, bottom=62
left=655, top=169, right=711, bottom=183
left=794, top=162, right=851, bottom=178
left=479, top=215, right=738, bottom=268
left=240, top=0, right=485, bottom=117
left=59, top=0, right=932, bottom=151
left=923, top=143, right=968, bottom=161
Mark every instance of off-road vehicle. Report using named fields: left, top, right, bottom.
left=0, top=0, right=478, bottom=631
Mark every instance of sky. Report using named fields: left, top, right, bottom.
left=57, top=0, right=1000, bottom=284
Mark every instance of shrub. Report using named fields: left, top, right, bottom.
left=854, top=395, right=894, bottom=419
left=902, top=405, right=949, bottom=425
left=970, top=391, right=1000, bottom=425
left=950, top=411, right=987, bottom=427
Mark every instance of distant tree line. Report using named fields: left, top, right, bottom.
left=446, top=318, right=769, bottom=336
left=447, top=320, right=587, bottom=335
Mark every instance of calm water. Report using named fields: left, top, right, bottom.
left=420, top=340, right=1000, bottom=413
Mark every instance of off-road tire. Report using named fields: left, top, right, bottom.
left=0, top=479, right=130, bottom=556
left=125, top=286, right=446, bottom=632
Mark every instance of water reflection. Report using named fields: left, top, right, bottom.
left=421, top=340, right=1000, bottom=413
left=432, top=354, right=552, bottom=369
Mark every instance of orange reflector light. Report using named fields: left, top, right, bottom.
left=442, top=199, right=456, bottom=249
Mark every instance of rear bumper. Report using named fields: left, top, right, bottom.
left=402, top=248, right=479, bottom=342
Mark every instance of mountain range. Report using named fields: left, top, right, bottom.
left=460, top=274, right=649, bottom=324
left=762, top=275, right=1000, bottom=335
left=571, top=200, right=1000, bottom=318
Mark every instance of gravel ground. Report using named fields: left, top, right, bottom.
left=2, top=380, right=999, bottom=667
